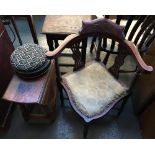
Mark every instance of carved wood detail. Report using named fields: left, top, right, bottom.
left=108, top=44, right=129, bottom=79
left=80, top=18, right=125, bottom=41
left=71, top=41, right=84, bottom=71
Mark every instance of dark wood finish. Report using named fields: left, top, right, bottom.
left=3, top=74, right=47, bottom=104
left=26, top=15, right=38, bottom=44
left=46, top=18, right=153, bottom=138
left=90, top=15, right=155, bottom=71
left=0, top=20, right=14, bottom=129
left=10, top=16, right=22, bottom=45
left=139, top=101, right=155, bottom=138
left=1, top=15, right=38, bottom=45
left=3, top=60, right=57, bottom=122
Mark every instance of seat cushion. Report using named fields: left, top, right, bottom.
left=10, top=43, right=50, bottom=78
left=62, top=61, right=127, bottom=119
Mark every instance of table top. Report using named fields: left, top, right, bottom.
left=41, top=15, right=93, bottom=35
left=2, top=60, right=54, bottom=104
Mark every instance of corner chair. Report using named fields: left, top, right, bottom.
left=46, top=18, right=153, bottom=138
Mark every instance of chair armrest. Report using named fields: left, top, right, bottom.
left=45, top=34, right=79, bottom=58
left=125, top=40, right=153, bottom=72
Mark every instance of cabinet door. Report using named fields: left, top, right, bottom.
left=0, top=20, right=14, bottom=129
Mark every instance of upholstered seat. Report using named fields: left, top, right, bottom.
left=62, top=61, right=127, bottom=119
left=10, top=43, right=50, bottom=78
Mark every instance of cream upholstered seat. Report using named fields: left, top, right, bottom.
left=62, top=61, right=127, bottom=118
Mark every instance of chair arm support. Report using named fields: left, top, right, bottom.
left=45, top=34, right=79, bottom=59
left=125, top=40, right=153, bottom=72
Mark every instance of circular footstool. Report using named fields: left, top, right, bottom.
left=10, top=43, right=50, bottom=78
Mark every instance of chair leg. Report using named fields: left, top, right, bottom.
left=90, top=37, right=96, bottom=53
left=26, top=15, right=38, bottom=44
left=10, top=16, right=22, bottom=45
left=83, top=122, right=89, bottom=139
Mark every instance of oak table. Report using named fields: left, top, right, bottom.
left=42, top=15, right=93, bottom=50
left=42, top=15, right=94, bottom=69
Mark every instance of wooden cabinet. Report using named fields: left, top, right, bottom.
left=0, top=20, right=14, bottom=129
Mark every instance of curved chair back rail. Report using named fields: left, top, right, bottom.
left=89, top=16, right=155, bottom=67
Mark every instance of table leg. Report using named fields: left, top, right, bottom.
left=54, top=39, right=59, bottom=48
left=46, top=35, right=56, bottom=51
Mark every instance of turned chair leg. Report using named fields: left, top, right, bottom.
left=83, top=122, right=89, bottom=139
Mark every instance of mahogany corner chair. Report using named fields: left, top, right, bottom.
left=46, top=18, right=153, bottom=138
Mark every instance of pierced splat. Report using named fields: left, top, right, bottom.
left=71, top=41, right=85, bottom=71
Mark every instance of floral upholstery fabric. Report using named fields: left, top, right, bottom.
left=62, top=61, right=127, bottom=118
